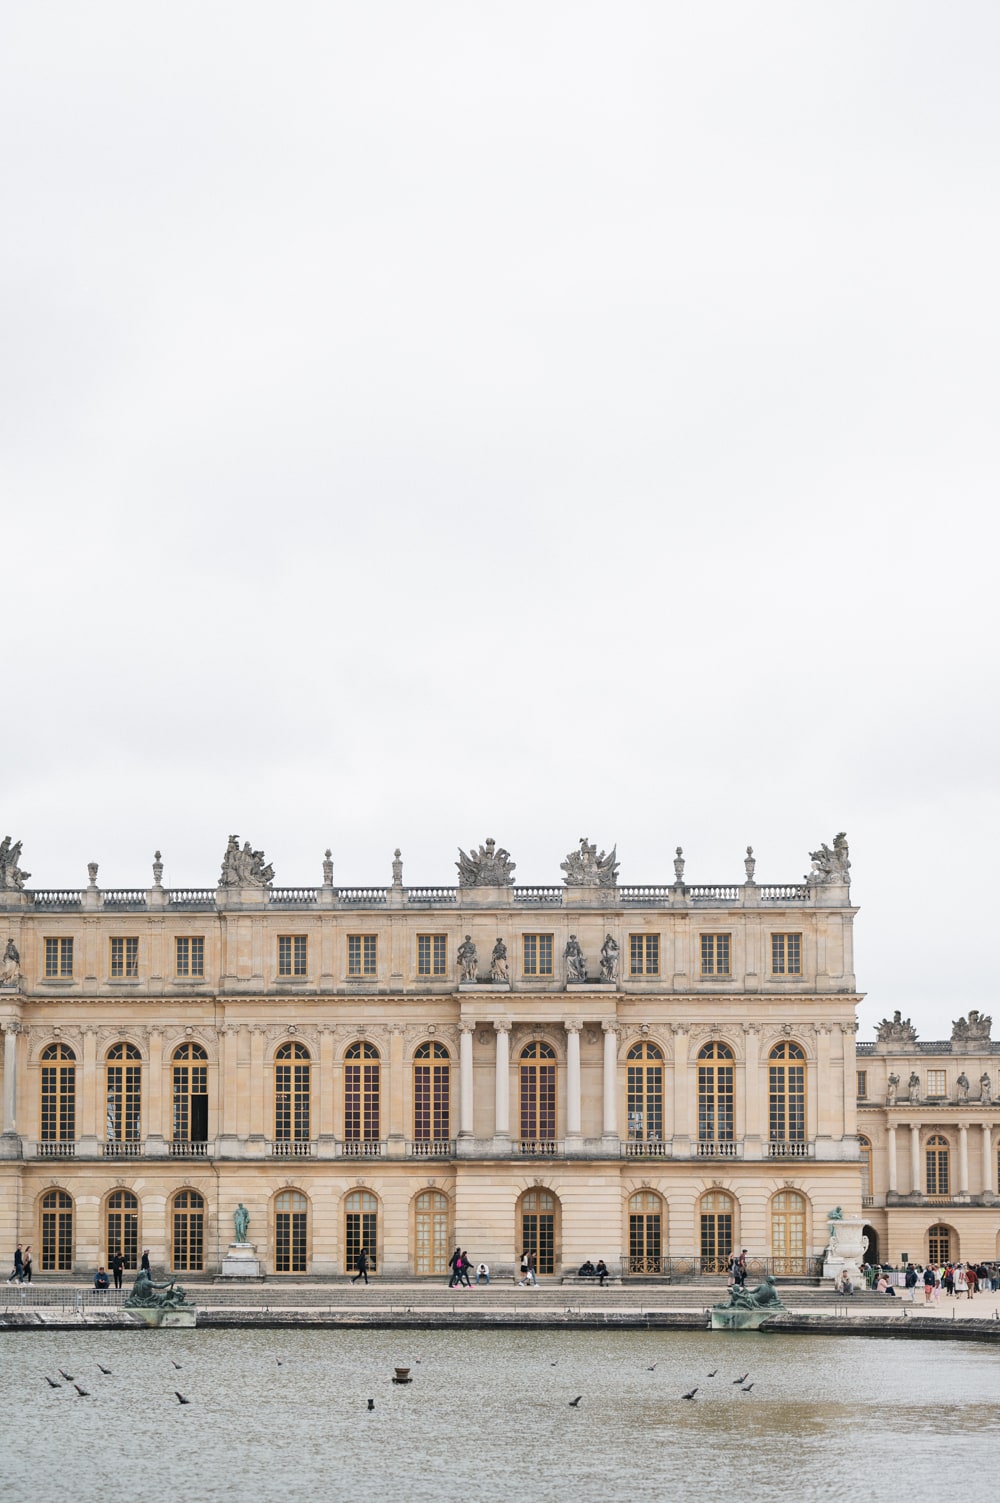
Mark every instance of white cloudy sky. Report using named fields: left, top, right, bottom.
left=2, top=3, right=998, bottom=1039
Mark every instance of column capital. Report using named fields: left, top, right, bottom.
left=493, top=1019, right=511, bottom=1034
left=459, top=1021, right=476, bottom=1035
left=602, top=1019, right=619, bottom=1035
left=564, top=1020, right=583, bottom=1035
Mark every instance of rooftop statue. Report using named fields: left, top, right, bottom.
left=875, top=1010, right=918, bottom=1043
left=560, top=837, right=619, bottom=888
left=219, top=835, right=275, bottom=888
left=806, top=831, right=851, bottom=885
left=456, top=837, right=516, bottom=887
left=0, top=836, right=29, bottom=891
left=952, top=1010, right=992, bottom=1044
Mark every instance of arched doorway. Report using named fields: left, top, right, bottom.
left=628, top=1190, right=663, bottom=1273
left=345, top=1189, right=378, bottom=1274
left=40, top=1189, right=73, bottom=1271
left=106, top=1188, right=139, bottom=1268
left=928, top=1224, right=954, bottom=1264
left=862, top=1224, right=879, bottom=1266
left=518, top=1188, right=558, bottom=1274
left=770, top=1189, right=807, bottom=1275
left=274, top=1190, right=309, bottom=1273
left=413, top=1189, right=449, bottom=1275
left=519, top=1042, right=557, bottom=1146
left=171, top=1189, right=205, bottom=1271
left=699, top=1189, right=734, bottom=1273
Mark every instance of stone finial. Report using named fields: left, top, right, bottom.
left=391, top=848, right=403, bottom=886
left=560, top=837, right=619, bottom=888
left=744, top=845, right=756, bottom=881
left=219, top=835, right=274, bottom=888
left=806, top=831, right=850, bottom=885
left=322, top=849, right=334, bottom=886
left=456, top=837, right=516, bottom=887
left=0, top=837, right=29, bottom=891
left=152, top=851, right=163, bottom=887
left=87, top=862, right=99, bottom=887
left=673, top=846, right=685, bottom=883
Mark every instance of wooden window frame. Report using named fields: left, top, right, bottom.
left=771, top=932, right=802, bottom=975
left=110, top=936, right=139, bottom=978
left=629, top=933, right=660, bottom=977
left=347, top=934, right=378, bottom=977
left=522, top=933, right=554, bottom=977
left=44, top=936, right=74, bottom=978
left=175, top=936, right=205, bottom=978
left=277, top=934, right=308, bottom=978
left=416, top=934, right=448, bottom=977
left=700, top=933, right=731, bottom=977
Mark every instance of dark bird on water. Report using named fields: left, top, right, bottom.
left=175, top=1392, right=190, bottom=1404
left=569, top=1396, right=583, bottom=1407
left=367, top=1399, right=375, bottom=1410
left=742, top=1383, right=755, bottom=1393
left=44, top=1376, right=61, bottom=1389
left=97, top=1365, right=112, bottom=1375
left=733, top=1373, right=749, bottom=1384
left=171, top=1360, right=182, bottom=1370
left=276, top=1358, right=283, bottom=1366
left=59, top=1369, right=74, bottom=1382
left=707, top=1370, right=718, bottom=1377
left=647, top=1362, right=658, bottom=1371
left=73, top=1384, right=90, bottom=1397
left=682, top=1388, right=698, bottom=1400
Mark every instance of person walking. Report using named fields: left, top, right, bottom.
left=140, top=1248, right=151, bottom=1278
left=21, top=1246, right=32, bottom=1284
left=352, top=1245, right=370, bottom=1286
left=923, top=1264, right=935, bottom=1304
left=525, top=1249, right=537, bottom=1287
left=448, top=1246, right=462, bottom=1288
left=110, top=1251, right=125, bottom=1291
left=458, top=1251, right=473, bottom=1288
left=7, top=1244, right=23, bottom=1284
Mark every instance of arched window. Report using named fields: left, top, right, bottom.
left=40, top=1043, right=76, bottom=1144
left=106, top=1043, right=142, bottom=1143
left=171, top=1188, right=205, bottom=1271
left=769, top=1042, right=806, bottom=1143
left=520, top=1041, right=557, bottom=1144
left=345, top=1189, right=378, bottom=1274
left=172, top=1043, right=208, bottom=1144
left=628, top=1190, right=663, bottom=1274
left=275, top=1190, right=308, bottom=1273
left=413, top=1042, right=450, bottom=1142
left=926, top=1134, right=950, bottom=1195
left=40, top=1189, right=73, bottom=1271
left=697, top=1042, right=734, bottom=1143
left=518, top=1187, right=558, bottom=1275
left=928, top=1224, right=952, bottom=1264
left=699, top=1189, right=734, bottom=1272
left=344, top=1042, right=381, bottom=1142
left=627, top=1042, right=663, bottom=1142
left=414, top=1189, right=449, bottom=1275
left=274, top=1042, right=311, bottom=1143
left=771, top=1190, right=807, bottom=1274
left=858, top=1135, right=873, bottom=1200
left=106, top=1188, right=139, bottom=1269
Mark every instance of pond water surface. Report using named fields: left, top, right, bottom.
left=2, top=1326, right=998, bottom=1503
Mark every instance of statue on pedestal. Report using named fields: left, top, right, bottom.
left=887, top=1073, right=899, bottom=1105
left=489, top=938, right=508, bottom=983
left=220, top=836, right=274, bottom=888
left=806, top=831, right=850, bottom=885
left=560, top=837, right=618, bottom=888
left=456, top=838, right=515, bottom=887
left=957, top=1072, right=970, bottom=1103
left=564, top=935, right=587, bottom=983
left=907, top=1072, right=921, bottom=1104
left=600, top=934, right=620, bottom=982
left=0, top=837, right=29, bottom=890
left=0, top=938, right=20, bottom=985
left=233, top=1202, right=250, bottom=1244
left=457, top=935, right=478, bottom=983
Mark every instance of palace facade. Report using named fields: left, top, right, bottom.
left=0, top=832, right=995, bottom=1279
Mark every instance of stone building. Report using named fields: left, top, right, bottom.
left=0, top=828, right=943, bottom=1280
left=856, top=1009, right=1000, bottom=1268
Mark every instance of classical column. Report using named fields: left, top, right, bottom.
left=249, top=1027, right=266, bottom=1139
left=1, top=1024, right=17, bottom=1134
left=459, top=1023, right=475, bottom=1138
left=958, top=1122, right=969, bottom=1195
left=980, top=1130, right=992, bottom=1196
left=909, top=1123, right=921, bottom=1194
left=602, top=1022, right=618, bottom=1138
left=887, top=1124, right=897, bottom=1193
left=318, top=1029, right=336, bottom=1139
left=146, top=1028, right=164, bottom=1146
left=672, top=1026, right=690, bottom=1147
left=565, top=1022, right=582, bottom=1139
left=742, top=1023, right=761, bottom=1146
left=388, top=1023, right=405, bottom=1149
left=493, top=1021, right=511, bottom=1138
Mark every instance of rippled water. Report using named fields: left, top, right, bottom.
left=2, top=1327, right=998, bottom=1502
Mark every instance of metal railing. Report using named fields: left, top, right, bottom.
left=624, top=1254, right=824, bottom=1279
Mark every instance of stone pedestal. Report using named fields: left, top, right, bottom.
left=129, top=1307, right=197, bottom=1327
left=822, top=1214, right=866, bottom=1285
left=220, top=1241, right=262, bottom=1278
left=710, top=1306, right=781, bottom=1331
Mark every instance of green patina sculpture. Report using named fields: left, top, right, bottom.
left=715, top=1275, right=786, bottom=1312
left=124, top=1269, right=191, bottom=1310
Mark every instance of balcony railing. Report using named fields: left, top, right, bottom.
left=35, top=1141, right=76, bottom=1158
left=339, top=1139, right=384, bottom=1158
left=102, top=1140, right=144, bottom=1158
left=694, top=1140, right=742, bottom=1158
left=767, top=1140, right=814, bottom=1158
left=518, top=1140, right=560, bottom=1156
left=269, top=1139, right=315, bottom=1157
left=169, top=1140, right=209, bottom=1157
left=622, top=1140, right=668, bottom=1157
left=408, top=1139, right=456, bottom=1157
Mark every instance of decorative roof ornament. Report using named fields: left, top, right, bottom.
left=952, top=1010, right=992, bottom=1045
left=0, top=836, right=29, bottom=891
left=806, top=832, right=850, bottom=885
left=219, top=834, right=274, bottom=888
left=456, top=837, right=516, bottom=887
left=560, top=837, right=618, bottom=888
left=875, top=1011, right=918, bottom=1043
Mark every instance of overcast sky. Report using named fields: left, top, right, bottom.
left=2, top=3, right=997, bottom=1040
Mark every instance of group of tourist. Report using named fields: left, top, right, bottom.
left=94, top=1248, right=150, bottom=1291
left=727, top=1249, right=749, bottom=1286
left=860, top=1260, right=1000, bottom=1300
left=576, top=1260, right=610, bottom=1285
left=447, top=1248, right=491, bottom=1286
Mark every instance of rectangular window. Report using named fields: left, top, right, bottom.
left=926, top=1070, right=946, bottom=1097
left=110, top=937, right=139, bottom=978
left=771, top=933, right=802, bottom=975
left=44, top=937, right=74, bottom=978
left=416, top=934, right=448, bottom=976
left=856, top=1070, right=867, bottom=1100
left=700, top=933, right=731, bottom=976
left=277, top=934, right=307, bottom=977
left=522, top=934, right=554, bottom=977
left=348, top=934, right=378, bottom=977
left=629, top=934, right=660, bottom=976
left=175, top=936, right=205, bottom=977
